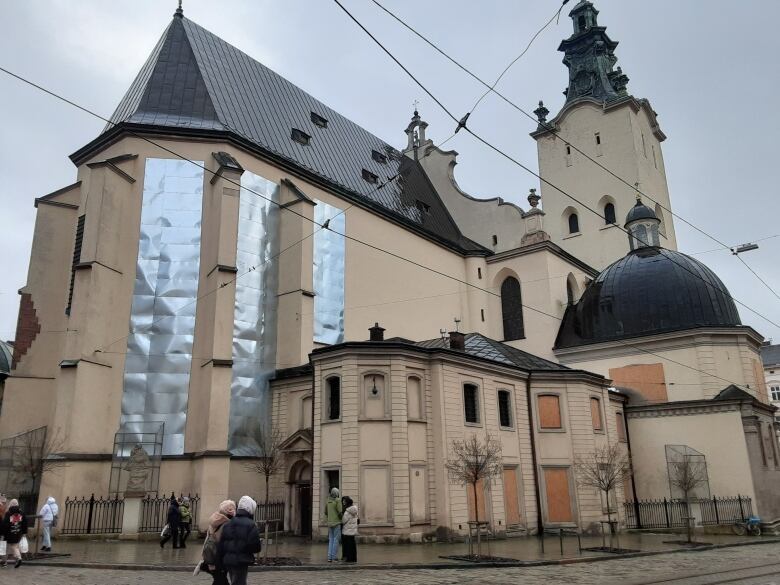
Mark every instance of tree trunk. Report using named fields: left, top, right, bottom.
left=685, top=496, right=693, bottom=544
left=264, top=473, right=271, bottom=559
left=472, top=481, right=481, bottom=558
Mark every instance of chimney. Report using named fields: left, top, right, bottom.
left=448, top=331, right=465, bottom=351
left=369, top=322, right=386, bottom=342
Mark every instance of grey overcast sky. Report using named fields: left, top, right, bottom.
left=1, top=1, right=778, bottom=343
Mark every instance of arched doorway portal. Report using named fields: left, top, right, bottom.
left=288, top=459, right=312, bottom=536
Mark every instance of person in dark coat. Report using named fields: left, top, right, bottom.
left=218, top=495, right=261, bottom=585
left=1, top=499, right=28, bottom=568
left=160, top=496, right=182, bottom=549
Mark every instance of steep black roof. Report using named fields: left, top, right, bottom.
left=416, top=333, right=570, bottom=372
left=761, top=344, right=780, bottom=368
left=75, top=15, right=485, bottom=254
left=556, top=247, right=742, bottom=348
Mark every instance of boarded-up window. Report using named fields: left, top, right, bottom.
left=409, top=465, right=427, bottom=524
left=363, top=374, right=386, bottom=419
left=609, top=363, right=668, bottom=402
left=464, top=384, right=480, bottom=424
left=407, top=376, right=423, bottom=420
left=590, top=397, right=603, bottom=431
left=501, top=277, right=525, bottom=341
left=503, top=467, right=522, bottom=526
left=326, top=377, right=340, bottom=420
left=498, top=390, right=512, bottom=428
left=543, top=468, right=573, bottom=523
left=616, top=412, right=627, bottom=442
left=467, top=478, right=488, bottom=522
left=538, top=395, right=562, bottom=429
left=301, top=395, right=312, bottom=430
left=361, top=466, right=390, bottom=524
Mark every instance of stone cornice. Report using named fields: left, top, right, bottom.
left=487, top=240, right=598, bottom=277
left=626, top=400, right=743, bottom=419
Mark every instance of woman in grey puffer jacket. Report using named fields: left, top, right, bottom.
left=341, top=496, right=359, bottom=563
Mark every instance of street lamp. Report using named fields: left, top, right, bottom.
left=731, top=243, right=759, bottom=255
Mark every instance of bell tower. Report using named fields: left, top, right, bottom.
left=531, top=0, right=677, bottom=270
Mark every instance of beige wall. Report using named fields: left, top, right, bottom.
left=556, top=328, right=766, bottom=402
left=535, top=99, right=677, bottom=270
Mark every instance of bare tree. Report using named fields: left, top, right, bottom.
left=243, top=424, right=286, bottom=559
left=669, top=454, right=709, bottom=543
left=445, top=434, right=503, bottom=558
left=573, top=443, right=632, bottom=530
left=9, top=427, right=67, bottom=495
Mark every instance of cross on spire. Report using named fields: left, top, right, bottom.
left=412, top=99, right=420, bottom=115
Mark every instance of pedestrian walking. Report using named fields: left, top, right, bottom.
left=325, top=487, right=342, bottom=562
left=1, top=499, right=28, bottom=568
left=179, top=496, right=192, bottom=548
left=195, top=499, right=235, bottom=585
left=218, top=495, right=261, bottom=585
left=341, top=496, right=359, bottom=563
left=160, top=495, right=181, bottom=549
left=38, top=496, right=59, bottom=552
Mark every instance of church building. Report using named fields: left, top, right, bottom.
left=1, top=1, right=776, bottom=539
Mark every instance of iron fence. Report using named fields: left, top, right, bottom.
left=623, top=498, right=689, bottom=529
left=255, top=500, right=284, bottom=526
left=699, top=496, right=753, bottom=525
left=61, top=494, right=124, bottom=535
left=139, top=493, right=200, bottom=533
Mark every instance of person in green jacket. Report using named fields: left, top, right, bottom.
left=325, top=488, right=342, bottom=562
left=179, top=497, right=192, bottom=548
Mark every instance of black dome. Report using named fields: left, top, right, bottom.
left=556, top=247, right=742, bottom=348
left=624, top=200, right=657, bottom=226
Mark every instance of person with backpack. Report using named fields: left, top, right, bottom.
left=341, top=496, right=359, bottom=564
left=38, top=496, right=59, bottom=552
left=1, top=499, right=28, bottom=568
left=160, top=496, right=181, bottom=549
left=195, top=499, right=235, bottom=585
left=179, top=496, right=192, bottom=548
left=325, top=487, right=342, bottom=562
left=218, top=496, right=261, bottom=585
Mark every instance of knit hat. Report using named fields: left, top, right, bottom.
left=237, top=495, right=257, bottom=516
left=218, top=499, right=236, bottom=517
left=330, top=487, right=340, bottom=498
left=8, top=499, right=18, bottom=508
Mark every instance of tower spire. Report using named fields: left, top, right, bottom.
left=558, top=1, right=629, bottom=104
left=174, top=0, right=183, bottom=18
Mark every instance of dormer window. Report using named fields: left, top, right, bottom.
left=361, top=169, right=378, bottom=184
left=415, top=200, right=430, bottom=214
left=372, top=150, right=388, bottom=164
left=578, top=15, right=587, bottom=31
left=291, top=128, right=310, bottom=146
left=310, top=112, right=328, bottom=128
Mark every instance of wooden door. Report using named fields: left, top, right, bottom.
left=544, top=468, right=573, bottom=523
left=503, top=467, right=522, bottom=526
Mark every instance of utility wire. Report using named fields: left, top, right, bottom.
left=369, top=0, right=780, bottom=304
left=0, top=58, right=768, bottom=392
left=332, top=0, right=780, bottom=333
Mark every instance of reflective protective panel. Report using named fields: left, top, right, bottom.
left=313, top=201, right=345, bottom=345
left=120, top=158, right=204, bottom=455
left=229, top=171, right=280, bottom=454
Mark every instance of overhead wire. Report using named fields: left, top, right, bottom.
left=0, top=44, right=769, bottom=392
left=368, top=0, right=780, bottom=303
left=331, top=0, right=780, bottom=333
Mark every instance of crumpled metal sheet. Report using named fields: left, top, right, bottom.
left=313, top=201, right=345, bottom=345
left=228, top=171, right=280, bottom=453
left=120, top=158, right=204, bottom=456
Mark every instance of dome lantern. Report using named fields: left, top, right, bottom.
left=625, top=193, right=661, bottom=250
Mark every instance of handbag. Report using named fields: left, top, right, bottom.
left=19, top=536, right=29, bottom=554
left=161, top=523, right=170, bottom=538
left=202, top=533, right=218, bottom=565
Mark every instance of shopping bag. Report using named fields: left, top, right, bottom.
left=19, top=536, right=29, bottom=554
left=0, top=540, right=6, bottom=556
left=161, top=523, right=170, bottom=538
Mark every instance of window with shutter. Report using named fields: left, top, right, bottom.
left=590, top=397, right=603, bottom=431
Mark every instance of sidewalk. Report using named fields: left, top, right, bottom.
left=31, top=532, right=772, bottom=569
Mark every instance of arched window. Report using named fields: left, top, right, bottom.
left=604, top=202, right=616, bottom=225
left=501, top=277, right=525, bottom=341
left=568, top=213, right=580, bottom=234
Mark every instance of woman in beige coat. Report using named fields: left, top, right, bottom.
left=196, top=499, right=236, bottom=585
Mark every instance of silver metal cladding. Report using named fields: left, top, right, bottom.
left=229, top=171, right=281, bottom=454
left=120, top=158, right=205, bottom=456
left=313, top=201, right=345, bottom=345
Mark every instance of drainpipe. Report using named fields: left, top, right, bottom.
left=309, top=356, right=315, bottom=542
left=525, top=372, right=544, bottom=537
left=623, top=396, right=641, bottom=528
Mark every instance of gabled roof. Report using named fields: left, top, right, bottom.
left=714, top=385, right=759, bottom=402
left=761, top=344, right=780, bottom=368
left=73, top=14, right=486, bottom=255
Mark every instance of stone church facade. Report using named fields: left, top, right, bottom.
left=1, top=1, right=777, bottom=538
